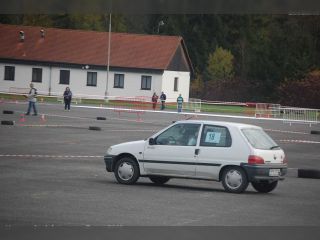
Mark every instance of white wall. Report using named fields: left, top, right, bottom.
left=0, top=63, right=167, bottom=101
left=161, top=70, right=190, bottom=102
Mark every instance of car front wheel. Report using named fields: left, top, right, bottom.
left=149, top=176, right=170, bottom=185
left=114, top=157, right=140, bottom=184
left=251, top=181, right=278, bottom=193
left=221, top=166, right=249, bottom=193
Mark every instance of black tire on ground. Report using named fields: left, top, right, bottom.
left=1, top=120, right=14, bottom=125
left=3, top=110, right=14, bottom=114
left=96, top=117, right=106, bottom=120
left=298, top=169, right=320, bottom=179
left=221, top=166, right=249, bottom=193
left=310, top=130, right=320, bottom=135
left=114, top=157, right=140, bottom=184
left=251, top=181, right=278, bottom=193
left=88, top=126, right=101, bottom=131
left=149, top=176, right=170, bottom=185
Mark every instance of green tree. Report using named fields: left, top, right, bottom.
left=207, top=46, right=234, bottom=82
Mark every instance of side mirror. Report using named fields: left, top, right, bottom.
left=149, top=138, right=156, bottom=145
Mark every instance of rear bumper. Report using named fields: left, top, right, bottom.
left=104, top=155, right=116, bottom=172
left=241, top=163, right=287, bottom=182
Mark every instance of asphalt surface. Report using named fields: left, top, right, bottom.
left=0, top=101, right=320, bottom=226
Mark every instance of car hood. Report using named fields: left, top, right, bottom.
left=108, top=140, right=146, bottom=155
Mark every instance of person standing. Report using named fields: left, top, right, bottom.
left=160, top=91, right=166, bottom=110
left=63, top=87, right=72, bottom=111
left=151, top=92, right=158, bottom=110
left=25, top=83, right=38, bottom=116
left=177, top=94, right=184, bottom=113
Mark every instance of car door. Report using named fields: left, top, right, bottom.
left=195, top=124, right=233, bottom=180
left=142, top=123, right=201, bottom=176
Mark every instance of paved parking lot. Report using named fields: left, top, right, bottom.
left=0, top=101, right=320, bottom=226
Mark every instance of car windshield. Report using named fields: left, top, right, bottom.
left=241, top=128, right=279, bottom=150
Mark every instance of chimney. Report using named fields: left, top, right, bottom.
left=40, top=29, right=45, bottom=38
left=19, top=31, right=24, bottom=42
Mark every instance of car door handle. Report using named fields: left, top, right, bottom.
left=195, top=149, right=200, bottom=155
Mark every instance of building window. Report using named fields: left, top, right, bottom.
left=87, top=72, right=97, bottom=87
left=4, top=66, right=15, bottom=81
left=32, top=68, right=42, bottom=83
left=59, top=70, right=70, bottom=85
left=141, top=75, right=152, bottom=90
left=114, top=74, right=124, bottom=88
left=174, top=77, right=179, bottom=92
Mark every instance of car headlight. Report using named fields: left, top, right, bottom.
left=107, top=147, right=112, bottom=154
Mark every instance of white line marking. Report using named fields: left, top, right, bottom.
left=0, top=155, right=103, bottom=158
left=265, top=129, right=309, bottom=135
left=278, top=140, right=320, bottom=144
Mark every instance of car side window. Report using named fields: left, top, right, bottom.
left=200, top=125, right=232, bottom=147
left=155, top=123, right=201, bottom=146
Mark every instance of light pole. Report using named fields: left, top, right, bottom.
left=157, top=20, right=164, bottom=34
left=105, top=13, right=112, bottom=100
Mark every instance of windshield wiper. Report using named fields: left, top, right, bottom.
left=270, top=145, right=280, bottom=150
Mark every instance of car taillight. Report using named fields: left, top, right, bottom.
left=248, top=155, right=265, bottom=164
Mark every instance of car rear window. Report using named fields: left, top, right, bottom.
left=241, top=128, right=278, bottom=150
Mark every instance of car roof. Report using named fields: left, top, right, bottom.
left=174, top=120, right=261, bottom=129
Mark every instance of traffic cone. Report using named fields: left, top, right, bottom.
left=19, top=114, right=26, bottom=122
left=40, top=114, right=46, bottom=123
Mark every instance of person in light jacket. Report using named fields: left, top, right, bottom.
left=25, top=83, right=38, bottom=116
left=177, top=94, right=184, bottom=113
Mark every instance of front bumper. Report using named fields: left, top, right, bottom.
left=241, top=163, right=287, bottom=182
left=104, top=155, right=116, bottom=172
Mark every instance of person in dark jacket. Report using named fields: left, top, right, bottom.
left=63, top=87, right=72, bottom=111
left=160, top=91, right=166, bottom=110
left=151, top=92, right=158, bottom=110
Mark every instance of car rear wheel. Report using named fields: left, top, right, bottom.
left=114, top=157, right=140, bottom=184
left=251, top=181, right=278, bottom=193
left=149, top=176, right=170, bottom=185
left=221, top=166, right=249, bottom=193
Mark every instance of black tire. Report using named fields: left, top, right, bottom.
left=251, top=181, right=278, bottom=193
left=310, top=130, right=320, bottom=135
left=88, top=126, right=101, bottom=131
left=1, top=120, right=14, bottom=125
left=298, top=169, right=320, bottom=179
left=149, top=176, right=170, bottom=185
left=96, top=117, right=106, bottom=120
left=114, top=157, right=140, bottom=184
left=3, top=110, right=14, bottom=114
left=221, top=166, right=249, bottom=193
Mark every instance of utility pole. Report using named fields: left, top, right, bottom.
left=105, top=13, right=112, bottom=100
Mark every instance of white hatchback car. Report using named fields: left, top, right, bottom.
left=104, top=120, right=287, bottom=193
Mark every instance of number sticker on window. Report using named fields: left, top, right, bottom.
left=205, top=132, right=221, bottom=144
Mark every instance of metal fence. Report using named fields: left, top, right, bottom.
left=255, top=103, right=281, bottom=118
left=185, top=98, right=201, bottom=112
left=282, top=107, right=319, bottom=126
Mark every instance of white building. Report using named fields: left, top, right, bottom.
left=0, top=24, right=194, bottom=102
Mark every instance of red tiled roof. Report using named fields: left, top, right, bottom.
left=0, top=24, right=187, bottom=70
